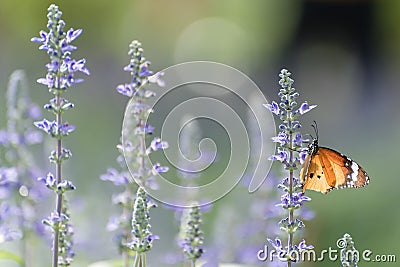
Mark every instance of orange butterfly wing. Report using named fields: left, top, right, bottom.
left=300, top=147, right=370, bottom=194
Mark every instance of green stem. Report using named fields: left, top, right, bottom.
left=123, top=246, right=129, bottom=267
left=18, top=210, right=27, bottom=267
left=52, top=93, right=63, bottom=267
left=133, top=253, right=140, bottom=267
left=123, top=185, right=134, bottom=267
left=141, top=253, right=146, bottom=267
left=287, top=124, right=293, bottom=267
left=139, top=117, right=146, bottom=186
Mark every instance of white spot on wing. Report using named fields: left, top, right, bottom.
left=350, top=161, right=359, bottom=182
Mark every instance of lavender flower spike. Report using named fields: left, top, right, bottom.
left=101, top=39, right=167, bottom=267
left=179, top=204, right=204, bottom=265
left=265, top=69, right=316, bottom=266
left=32, top=4, right=88, bottom=266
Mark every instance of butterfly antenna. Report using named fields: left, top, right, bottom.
left=311, top=120, right=319, bottom=140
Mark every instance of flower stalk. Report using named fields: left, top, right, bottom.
left=31, top=4, right=89, bottom=266
left=265, top=69, right=316, bottom=265
left=0, top=70, right=44, bottom=267
left=101, top=39, right=167, bottom=267
left=179, top=205, right=204, bottom=267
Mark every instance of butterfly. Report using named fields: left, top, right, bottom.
left=300, top=123, right=370, bottom=194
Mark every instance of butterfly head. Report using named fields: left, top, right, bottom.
left=307, top=121, right=319, bottom=156
left=307, top=138, right=319, bottom=156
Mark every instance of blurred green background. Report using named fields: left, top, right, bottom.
left=1, top=0, right=400, bottom=266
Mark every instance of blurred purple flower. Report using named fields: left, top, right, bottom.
left=0, top=202, right=23, bottom=243
left=148, top=72, right=165, bottom=87
left=151, top=163, right=169, bottom=175
left=139, top=61, right=154, bottom=77
left=106, top=216, right=120, bottom=232
left=143, top=124, right=155, bottom=135
left=24, top=128, right=43, bottom=145
left=100, top=168, right=129, bottom=186
left=28, top=104, right=42, bottom=119
left=59, top=123, right=76, bottom=136
left=0, top=167, right=18, bottom=186
left=148, top=138, right=169, bottom=153
left=0, top=130, right=8, bottom=145
left=0, top=225, right=22, bottom=243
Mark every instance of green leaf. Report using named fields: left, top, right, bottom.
left=0, top=250, right=24, bottom=265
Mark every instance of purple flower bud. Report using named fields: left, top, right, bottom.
left=268, top=150, right=288, bottom=162
left=59, top=123, right=75, bottom=136
left=264, top=101, right=281, bottom=115
left=46, top=60, right=60, bottom=72
left=34, top=119, right=56, bottom=135
left=57, top=180, right=76, bottom=192
left=293, top=133, right=303, bottom=146
left=267, top=238, right=285, bottom=253
left=272, top=132, right=288, bottom=146
left=297, top=102, right=317, bottom=115
left=37, top=73, right=55, bottom=88
left=66, top=28, right=82, bottom=43
left=148, top=138, right=169, bottom=152
left=144, top=124, right=155, bottom=134
left=139, top=61, right=154, bottom=77
left=123, top=64, right=134, bottom=72
left=116, top=83, right=135, bottom=97
left=68, top=58, right=90, bottom=75
left=31, top=30, right=48, bottom=44
left=38, top=172, right=56, bottom=189
left=151, top=163, right=169, bottom=175
left=299, top=147, right=309, bottom=164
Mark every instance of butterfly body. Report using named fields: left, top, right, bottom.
left=300, top=138, right=370, bottom=194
